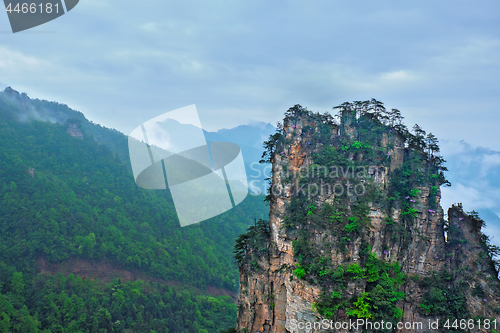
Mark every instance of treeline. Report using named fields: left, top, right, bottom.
left=333, top=99, right=447, bottom=163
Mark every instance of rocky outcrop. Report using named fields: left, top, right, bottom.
left=67, top=122, right=84, bottom=139
left=236, top=104, right=499, bottom=333
left=66, top=118, right=84, bottom=139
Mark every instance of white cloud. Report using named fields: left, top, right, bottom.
left=431, top=37, right=500, bottom=68
left=0, top=47, right=49, bottom=72
left=441, top=183, right=489, bottom=211
left=440, top=140, right=500, bottom=213
left=0, top=0, right=498, bottom=150
left=480, top=154, right=500, bottom=176
left=440, top=140, right=471, bottom=157
left=379, top=70, right=417, bottom=84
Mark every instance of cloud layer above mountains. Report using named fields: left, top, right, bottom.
left=1, top=0, right=499, bottom=150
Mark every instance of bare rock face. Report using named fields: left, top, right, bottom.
left=236, top=105, right=499, bottom=333
left=66, top=118, right=84, bottom=139
left=67, top=122, right=84, bottom=139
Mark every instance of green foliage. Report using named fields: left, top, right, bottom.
left=234, top=219, right=271, bottom=268
left=281, top=193, right=309, bottom=230
left=219, top=328, right=237, bottom=333
left=419, top=272, right=469, bottom=320
left=307, top=205, right=317, bottom=216
left=401, top=207, right=418, bottom=219
left=313, top=253, right=406, bottom=322
left=313, top=285, right=348, bottom=319
left=294, top=265, right=307, bottom=279
left=0, top=264, right=237, bottom=333
left=430, top=186, right=439, bottom=196
left=393, top=307, right=404, bottom=320
left=332, top=265, right=344, bottom=281
left=260, top=132, right=283, bottom=164
left=346, top=263, right=364, bottom=280
left=330, top=211, right=344, bottom=224
left=254, top=101, right=460, bottom=327
left=312, top=145, right=350, bottom=168
left=0, top=117, right=269, bottom=292
left=344, top=217, right=358, bottom=233
left=346, top=293, right=373, bottom=319
left=341, top=141, right=372, bottom=153
left=420, top=287, right=467, bottom=318
left=292, top=232, right=316, bottom=265
left=468, top=210, right=486, bottom=228
left=351, top=202, right=371, bottom=228
left=387, top=142, right=448, bottom=228
left=0, top=97, right=274, bottom=332
left=428, top=185, right=439, bottom=209
left=409, top=189, right=421, bottom=197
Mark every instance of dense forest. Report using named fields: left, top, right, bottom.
left=0, top=89, right=268, bottom=332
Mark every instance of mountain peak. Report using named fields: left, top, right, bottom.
left=3, top=86, right=18, bottom=94
left=236, top=102, right=499, bottom=332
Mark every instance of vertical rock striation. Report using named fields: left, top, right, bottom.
left=236, top=103, right=499, bottom=333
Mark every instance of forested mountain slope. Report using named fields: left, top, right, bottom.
left=0, top=87, right=268, bottom=332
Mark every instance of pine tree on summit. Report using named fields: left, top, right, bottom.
left=368, top=98, right=387, bottom=123
left=425, top=132, right=440, bottom=160
left=388, top=108, right=404, bottom=127
left=409, top=124, right=426, bottom=150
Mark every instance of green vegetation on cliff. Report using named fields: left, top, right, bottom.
left=235, top=100, right=500, bottom=332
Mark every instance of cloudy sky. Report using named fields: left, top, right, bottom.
left=1, top=0, right=499, bottom=150
left=1, top=0, right=500, bottom=239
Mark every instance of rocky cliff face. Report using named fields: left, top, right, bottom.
left=236, top=103, right=499, bottom=333
left=67, top=122, right=84, bottom=139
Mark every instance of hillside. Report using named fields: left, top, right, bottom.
left=235, top=102, right=500, bottom=333
left=0, top=88, right=269, bottom=332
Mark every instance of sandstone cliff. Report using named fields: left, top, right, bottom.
left=235, top=102, right=499, bottom=333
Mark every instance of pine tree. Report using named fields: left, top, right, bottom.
left=425, top=133, right=440, bottom=160
left=409, top=124, right=426, bottom=150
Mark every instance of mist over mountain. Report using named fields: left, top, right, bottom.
left=1, top=87, right=275, bottom=195
left=0, top=86, right=130, bottom=162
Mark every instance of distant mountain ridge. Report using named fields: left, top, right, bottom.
left=213, top=122, right=276, bottom=149
left=0, top=86, right=130, bottom=161
left=0, top=87, right=275, bottom=195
